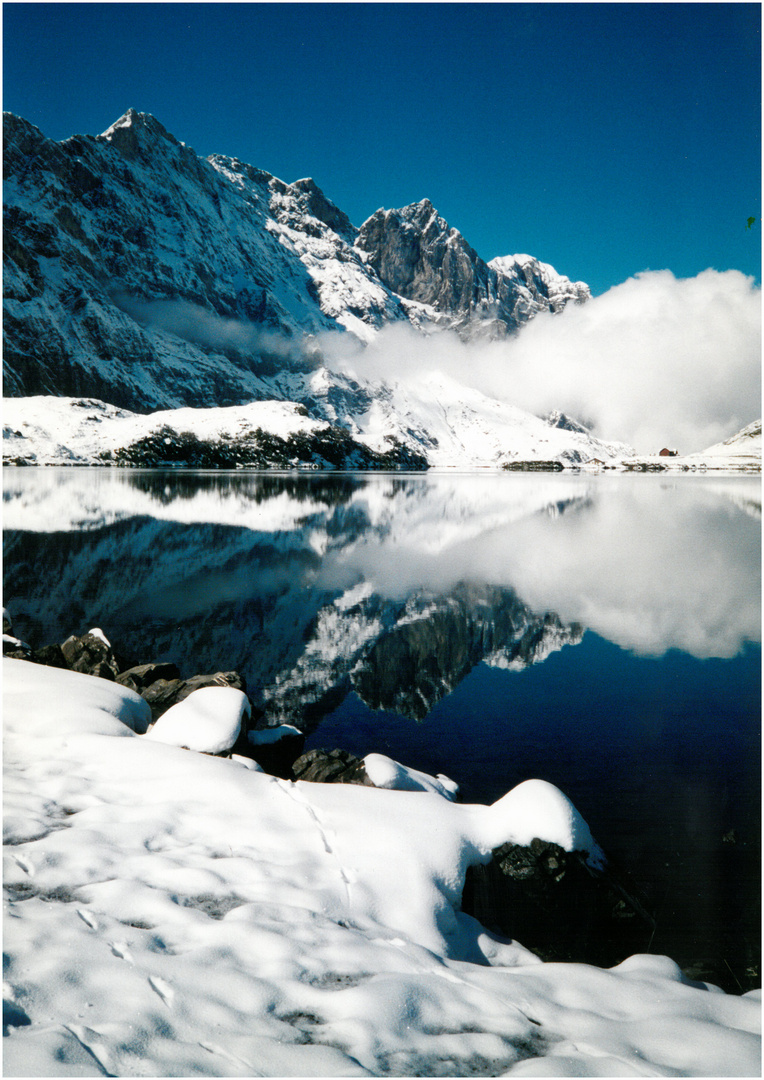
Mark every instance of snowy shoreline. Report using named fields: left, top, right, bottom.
left=4, top=396, right=760, bottom=472
left=3, top=650, right=761, bottom=1077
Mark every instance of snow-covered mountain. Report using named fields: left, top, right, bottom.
left=3, top=108, right=627, bottom=467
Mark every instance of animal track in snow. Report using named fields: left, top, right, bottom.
left=11, top=854, right=34, bottom=877
left=275, top=780, right=354, bottom=905
left=199, top=1041, right=264, bottom=1075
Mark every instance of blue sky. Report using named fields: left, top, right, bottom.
left=3, top=2, right=760, bottom=294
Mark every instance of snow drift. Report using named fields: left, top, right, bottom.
left=3, top=657, right=760, bottom=1076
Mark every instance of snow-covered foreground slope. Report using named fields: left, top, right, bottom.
left=4, top=658, right=760, bottom=1077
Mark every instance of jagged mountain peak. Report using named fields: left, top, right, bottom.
left=363, top=198, right=457, bottom=240
left=102, top=107, right=174, bottom=140
left=490, top=253, right=591, bottom=309
left=356, top=200, right=505, bottom=323
left=283, top=176, right=356, bottom=240
left=99, top=108, right=198, bottom=168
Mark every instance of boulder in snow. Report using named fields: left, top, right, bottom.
left=140, top=669, right=246, bottom=721
left=116, top=661, right=181, bottom=694
left=363, top=752, right=459, bottom=800
left=292, top=748, right=372, bottom=786
left=462, top=836, right=655, bottom=969
left=60, top=630, right=123, bottom=681
left=144, top=685, right=251, bottom=754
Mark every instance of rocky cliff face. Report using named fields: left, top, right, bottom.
left=355, top=199, right=507, bottom=331
left=4, top=109, right=590, bottom=413
left=355, top=201, right=589, bottom=336
left=4, top=109, right=378, bottom=411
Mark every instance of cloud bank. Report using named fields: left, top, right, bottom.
left=321, top=268, right=761, bottom=454
left=111, top=293, right=298, bottom=359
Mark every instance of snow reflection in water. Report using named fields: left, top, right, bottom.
left=3, top=467, right=761, bottom=990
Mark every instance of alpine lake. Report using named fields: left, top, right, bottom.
left=3, top=467, right=760, bottom=993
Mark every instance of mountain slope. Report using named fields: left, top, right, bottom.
left=3, top=108, right=628, bottom=466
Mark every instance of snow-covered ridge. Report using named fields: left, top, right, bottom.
left=4, top=655, right=760, bottom=1077
left=2, top=391, right=630, bottom=470
left=4, top=108, right=586, bottom=407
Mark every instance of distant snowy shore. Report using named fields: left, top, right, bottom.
left=2, top=396, right=760, bottom=471
left=3, top=654, right=761, bottom=1077
left=617, top=419, right=762, bottom=474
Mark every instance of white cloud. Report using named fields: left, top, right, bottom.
left=111, top=293, right=296, bottom=357
left=320, top=268, right=761, bottom=454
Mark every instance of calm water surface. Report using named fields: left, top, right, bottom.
left=3, top=468, right=760, bottom=989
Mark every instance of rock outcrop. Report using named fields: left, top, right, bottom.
left=292, top=748, right=372, bottom=786
left=461, top=837, right=655, bottom=968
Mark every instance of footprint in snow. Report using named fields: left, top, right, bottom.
left=148, top=975, right=174, bottom=1007
left=12, top=854, right=34, bottom=877
left=76, top=908, right=98, bottom=931
left=109, top=940, right=134, bottom=963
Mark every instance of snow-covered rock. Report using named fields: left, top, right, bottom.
left=490, top=253, right=591, bottom=320
left=144, top=685, right=251, bottom=754
left=248, top=723, right=303, bottom=746
left=1, top=395, right=427, bottom=470
left=485, top=779, right=606, bottom=870
left=363, top=753, right=460, bottom=800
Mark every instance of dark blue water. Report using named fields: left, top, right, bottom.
left=3, top=468, right=760, bottom=989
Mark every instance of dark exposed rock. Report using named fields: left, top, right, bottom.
left=288, top=178, right=355, bottom=242
left=356, top=199, right=512, bottom=330
left=3, top=641, right=32, bottom=660
left=503, top=460, right=565, bottom=472
left=109, top=425, right=427, bottom=471
left=245, top=727, right=306, bottom=779
left=292, top=748, right=372, bottom=786
left=116, top=661, right=181, bottom=693
left=30, top=643, right=69, bottom=669
left=141, top=670, right=246, bottom=722
left=462, top=838, right=655, bottom=968
left=60, top=631, right=122, bottom=680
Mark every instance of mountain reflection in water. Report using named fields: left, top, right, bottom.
left=3, top=468, right=761, bottom=990
left=4, top=469, right=758, bottom=701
